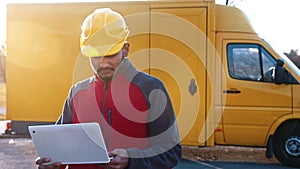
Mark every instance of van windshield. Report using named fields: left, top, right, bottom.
left=262, top=38, right=300, bottom=82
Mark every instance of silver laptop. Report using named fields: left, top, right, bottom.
left=28, top=122, right=110, bottom=164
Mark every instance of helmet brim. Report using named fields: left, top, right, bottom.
left=81, top=38, right=127, bottom=57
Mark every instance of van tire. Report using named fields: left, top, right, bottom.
left=273, top=121, right=300, bottom=167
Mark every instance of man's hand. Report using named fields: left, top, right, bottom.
left=35, top=157, right=62, bottom=169
left=103, top=149, right=129, bottom=169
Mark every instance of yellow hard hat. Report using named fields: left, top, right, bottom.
left=80, top=8, right=130, bottom=57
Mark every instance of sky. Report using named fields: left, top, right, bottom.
left=1, top=0, right=300, bottom=55
left=216, top=0, right=300, bottom=55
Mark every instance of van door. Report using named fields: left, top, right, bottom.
left=150, top=7, right=207, bottom=145
left=221, top=39, right=292, bottom=146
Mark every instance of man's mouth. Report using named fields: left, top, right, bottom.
left=98, top=68, right=114, bottom=74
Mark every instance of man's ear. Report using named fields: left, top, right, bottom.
left=122, top=42, right=130, bottom=58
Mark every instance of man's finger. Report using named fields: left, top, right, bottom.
left=110, top=149, right=129, bottom=157
left=37, top=162, right=62, bottom=169
left=35, top=157, right=51, bottom=165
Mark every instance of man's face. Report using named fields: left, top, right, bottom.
left=90, top=50, right=124, bottom=82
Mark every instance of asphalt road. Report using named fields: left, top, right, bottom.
left=0, top=138, right=299, bottom=169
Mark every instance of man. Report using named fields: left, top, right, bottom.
left=36, top=8, right=182, bottom=169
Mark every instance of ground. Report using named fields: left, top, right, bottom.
left=0, top=138, right=282, bottom=169
left=182, top=145, right=280, bottom=164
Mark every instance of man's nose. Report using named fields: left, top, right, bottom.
left=99, top=57, right=109, bottom=67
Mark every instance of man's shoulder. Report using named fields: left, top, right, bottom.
left=69, top=77, right=96, bottom=97
left=133, top=71, right=164, bottom=88
left=73, top=77, right=95, bottom=89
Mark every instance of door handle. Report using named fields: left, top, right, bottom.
left=188, top=79, right=197, bottom=96
left=223, top=89, right=241, bottom=94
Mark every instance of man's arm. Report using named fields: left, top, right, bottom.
left=56, top=87, right=74, bottom=124
left=126, top=79, right=182, bottom=169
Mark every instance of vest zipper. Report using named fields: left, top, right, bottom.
left=100, top=82, right=108, bottom=128
left=106, top=109, right=112, bottom=149
left=101, top=82, right=112, bottom=151
left=101, top=82, right=109, bottom=149
left=97, top=82, right=109, bottom=169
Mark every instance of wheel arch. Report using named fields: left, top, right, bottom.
left=270, top=117, right=300, bottom=167
left=265, top=116, right=300, bottom=158
left=266, top=115, right=300, bottom=143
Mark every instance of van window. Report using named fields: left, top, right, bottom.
left=227, top=44, right=276, bottom=82
left=261, top=48, right=277, bottom=82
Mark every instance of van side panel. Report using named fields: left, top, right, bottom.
left=293, top=85, right=300, bottom=114
left=150, top=7, right=208, bottom=145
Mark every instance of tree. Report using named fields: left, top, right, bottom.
left=283, top=49, right=300, bottom=69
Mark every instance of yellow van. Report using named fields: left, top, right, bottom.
left=6, top=0, right=300, bottom=167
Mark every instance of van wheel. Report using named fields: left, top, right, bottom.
left=273, top=122, right=300, bottom=167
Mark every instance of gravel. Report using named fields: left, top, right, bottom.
left=0, top=138, right=37, bottom=169
left=182, top=145, right=280, bottom=164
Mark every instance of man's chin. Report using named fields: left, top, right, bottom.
left=98, top=75, right=113, bottom=82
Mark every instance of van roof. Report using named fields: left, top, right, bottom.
left=216, top=4, right=255, bottom=33
left=6, top=0, right=215, bottom=4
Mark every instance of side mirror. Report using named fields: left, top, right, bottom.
left=274, top=60, right=288, bottom=84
